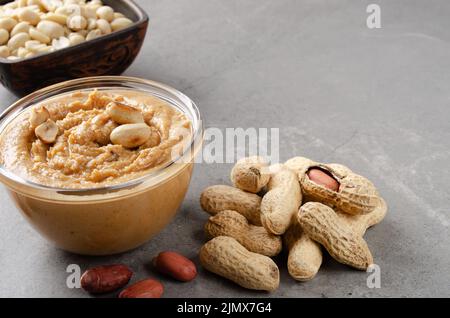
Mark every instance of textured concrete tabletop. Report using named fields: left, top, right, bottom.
left=0, top=0, right=449, bottom=298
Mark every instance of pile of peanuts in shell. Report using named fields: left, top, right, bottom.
left=30, top=98, right=160, bottom=148
left=199, top=156, right=387, bottom=291
left=0, top=0, right=133, bottom=60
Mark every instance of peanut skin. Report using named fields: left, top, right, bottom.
left=297, top=202, right=373, bottom=270
left=81, top=264, right=132, bottom=294
left=200, top=185, right=262, bottom=225
left=231, top=156, right=271, bottom=193
left=153, top=251, right=197, bottom=282
left=205, top=210, right=282, bottom=257
left=199, top=236, right=280, bottom=292
left=261, top=165, right=302, bottom=235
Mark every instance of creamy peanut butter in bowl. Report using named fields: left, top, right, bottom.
left=0, top=76, right=203, bottom=255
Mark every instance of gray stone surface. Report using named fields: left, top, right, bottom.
left=0, top=0, right=449, bottom=298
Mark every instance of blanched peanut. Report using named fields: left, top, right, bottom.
left=29, top=27, right=51, bottom=43
left=111, top=17, right=132, bottom=32
left=110, top=123, right=152, bottom=148
left=42, top=13, right=67, bottom=25
left=35, top=119, right=58, bottom=144
left=96, top=5, right=113, bottom=22
left=68, top=32, right=84, bottom=45
left=8, top=32, right=30, bottom=51
left=18, top=8, right=40, bottom=25
left=27, top=0, right=43, bottom=7
left=113, top=12, right=124, bottom=19
left=0, top=46, right=10, bottom=58
left=29, top=106, right=50, bottom=128
left=55, top=5, right=77, bottom=17
left=0, top=1, right=132, bottom=60
left=11, top=21, right=30, bottom=37
left=86, top=18, right=96, bottom=30
left=41, top=0, right=61, bottom=12
left=25, top=40, right=46, bottom=51
left=18, top=0, right=28, bottom=7
left=67, top=15, right=87, bottom=31
left=107, top=102, right=144, bottom=124
left=82, top=6, right=97, bottom=19
left=96, top=18, right=110, bottom=34
left=0, top=29, right=9, bottom=45
left=37, top=20, right=64, bottom=39
left=17, top=47, right=29, bottom=58
left=0, top=17, right=18, bottom=31
left=52, top=36, right=70, bottom=50
left=85, top=28, right=101, bottom=41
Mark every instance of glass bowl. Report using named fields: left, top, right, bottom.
left=0, top=76, right=203, bottom=255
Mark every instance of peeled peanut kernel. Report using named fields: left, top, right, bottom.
left=55, top=5, right=74, bottom=17
left=37, top=20, right=65, bottom=39
left=19, top=8, right=40, bottom=25
left=96, top=18, right=111, bottom=34
left=18, top=0, right=28, bottom=7
left=113, top=12, right=124, bottom=19
left=41, top=0, right=61, bottom=12
left=25, top=51, right=35, bottom=58
left=42, top=13, right=67, bottom=25
left=68, top=32, right=84, bottom=45
left=96, top=5, right=114, bottom=22
left=27, top=0, right=43, bottom=7
left=0, top=46, right=10, bottom=58
left=29, top=27, right=51, bottom=44
left=307, top=168, right=340, bottom=192
left=8, top=32, right=30, bottom=51
left=67, top=15, right=87, bottom=31
left=0, top=17, right=18, bottom=32
left=11, top=21, right=30, bottom=37
left=107, top=102, right=144, bottom=124
left=25, top=40, right=46, bottom=51
left=110, top=123, right=152, bottom=148
left=30, top=106, right=50, bottom=128
left=35, top=45, right=54, bottom=53
left=17, top=47, right=29, bottom=58
left=85, top=28, right=101, bottom=41
left=83, top=6, right=96, bottom=19
left=86, top=18, right=96, bottom=30
left=35, top=119, right=58, bottom=144
left=0, top=29, right=9, bottom=45
left=52, top=36, right=70, bottom=50
left=111, top=17, right=132, bottom=32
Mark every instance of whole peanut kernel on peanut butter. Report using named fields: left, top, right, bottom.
left=307, top=168, right=339, bottom=192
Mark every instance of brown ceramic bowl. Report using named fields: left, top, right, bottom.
left=0, top=0, right=149, bottom=96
